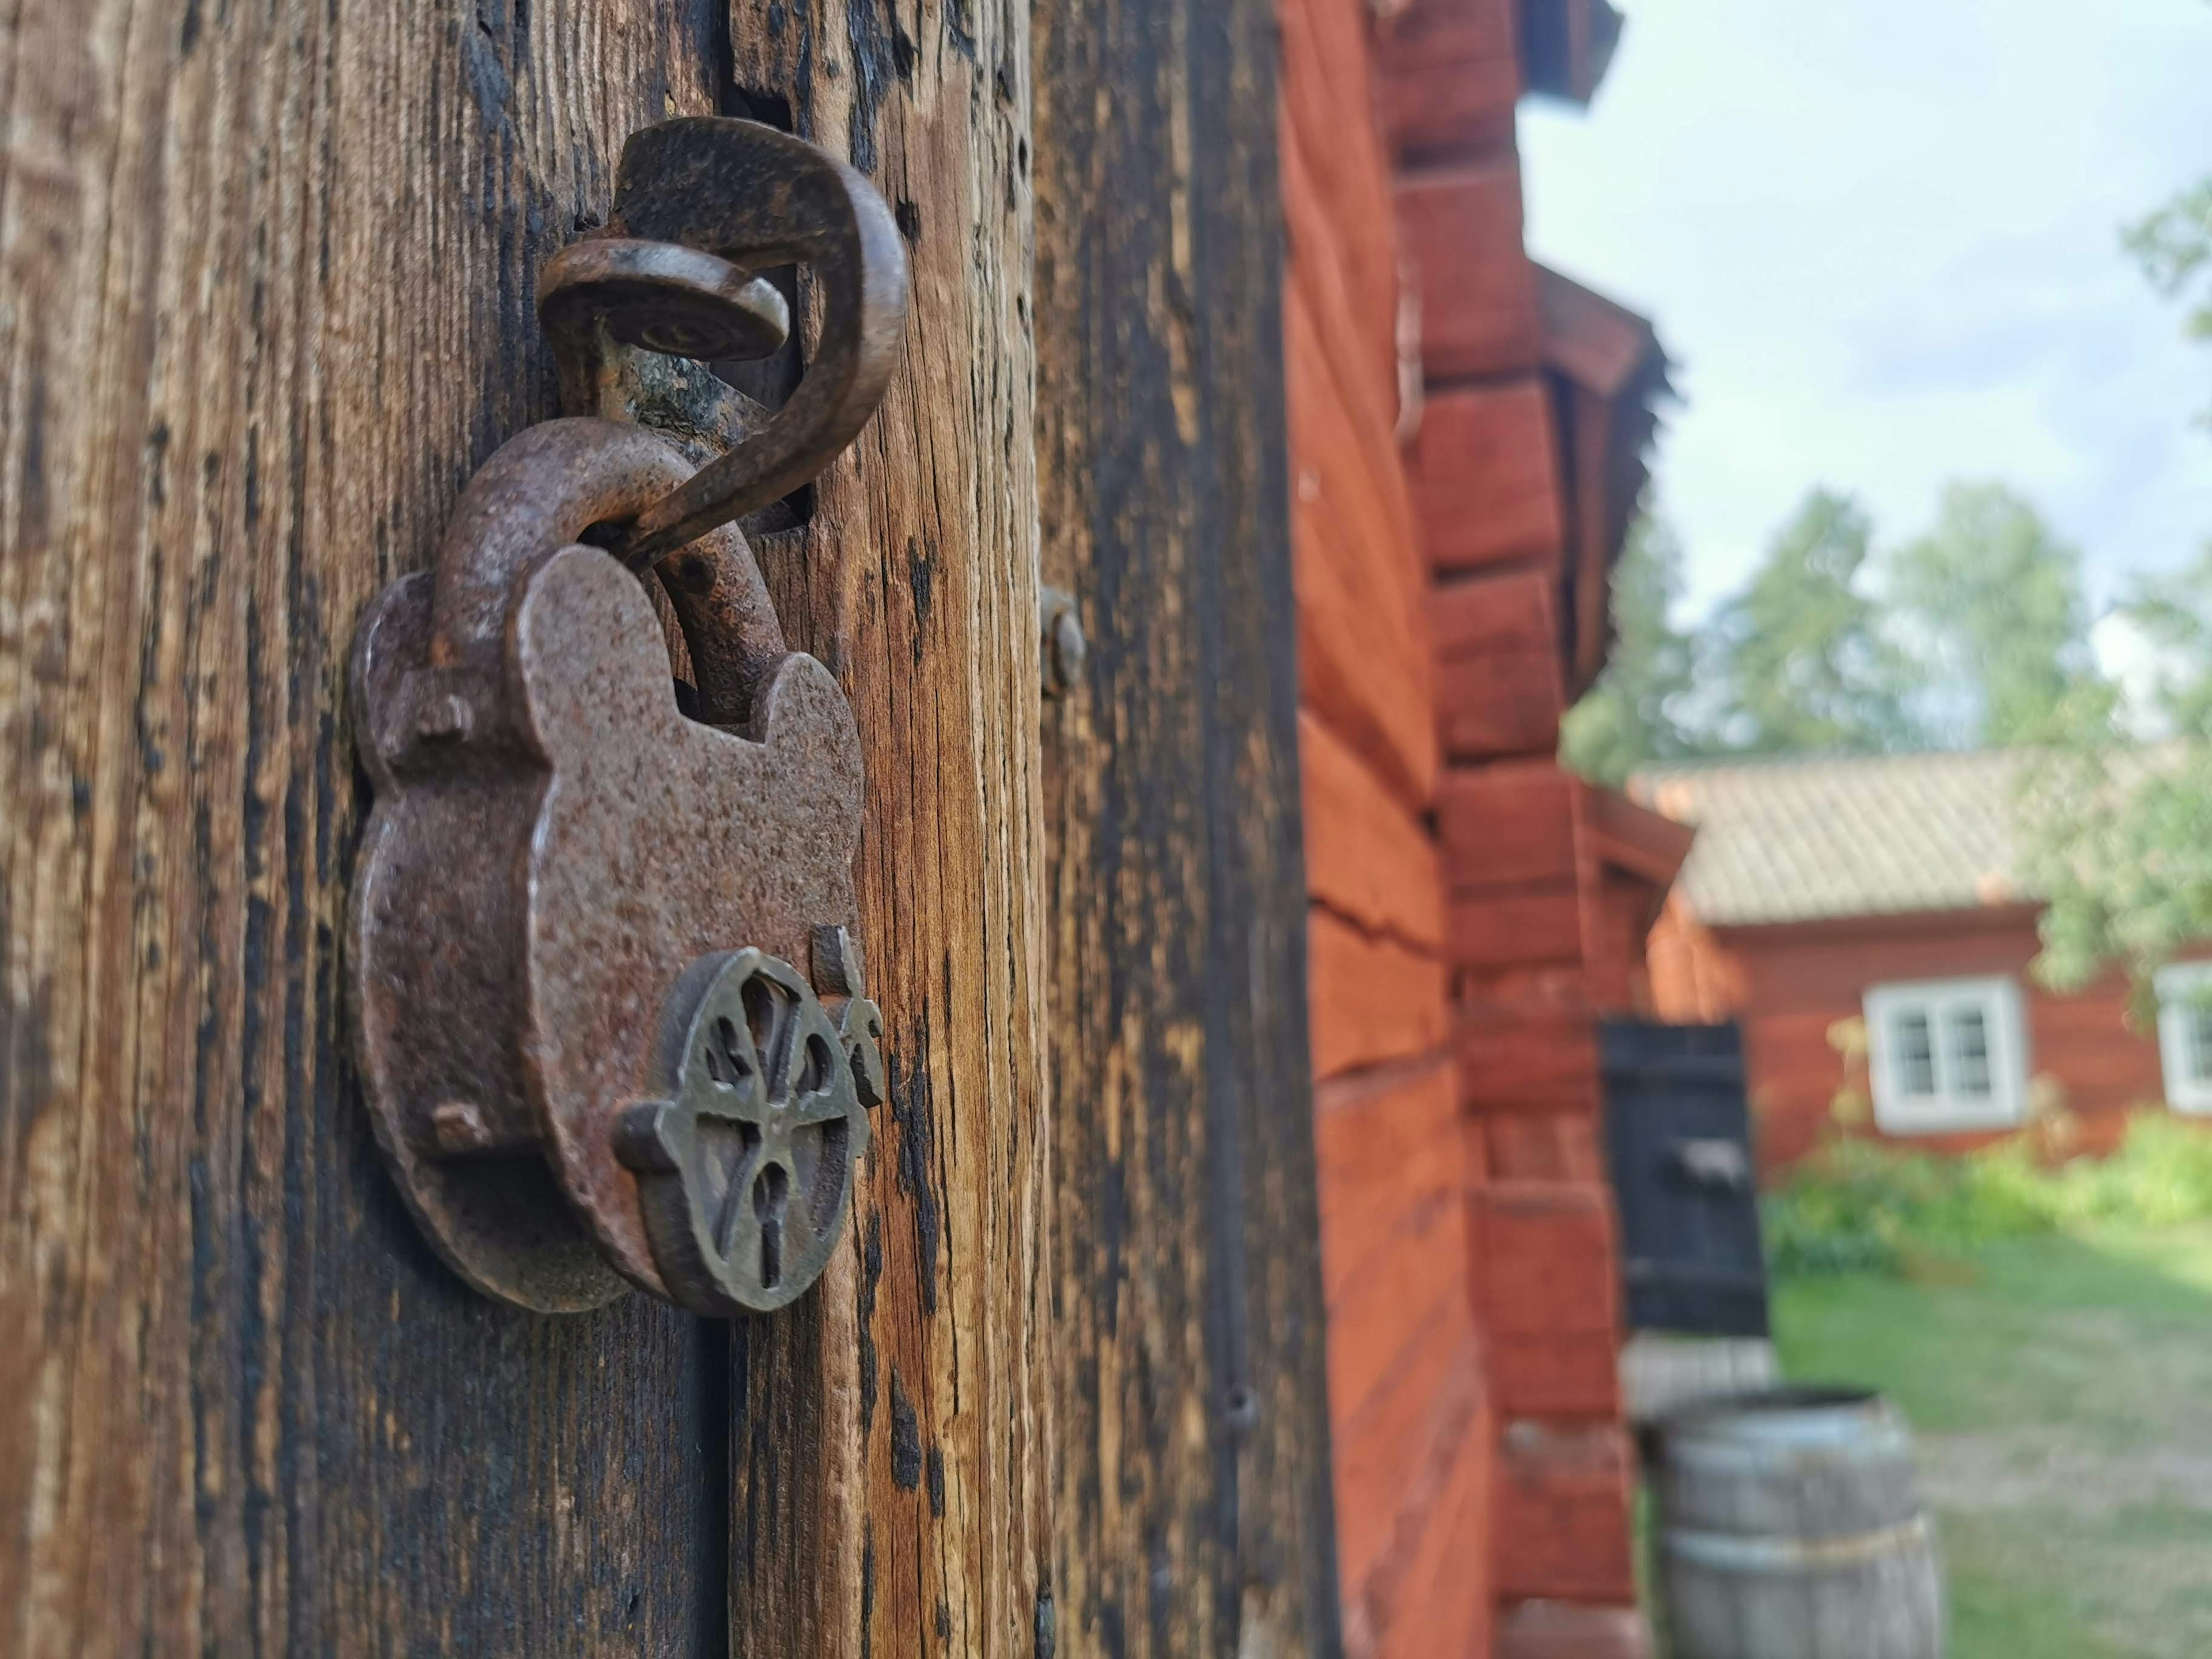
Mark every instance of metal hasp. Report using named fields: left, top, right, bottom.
left=348, top=119, right=908, bottom=1316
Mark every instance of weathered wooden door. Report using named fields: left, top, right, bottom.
left=2, top=0, right=1338, bottom=1653
left=1601, top=1020, right=1770, bottom=1339
left=3, top=0, right=1047, bottom=1650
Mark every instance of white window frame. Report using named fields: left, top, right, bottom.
left=2154, top=963, right=2212, bottom=1115
left=1863, top=976, right=2029, bottom=1134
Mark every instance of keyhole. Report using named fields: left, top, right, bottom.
left=704, top=1016, right=751, bottom=1086
left=743, top=975, right=792, bottom=1096
left=753, top=1162, right=790, bottom=1289
left=797, top=1033, right=832, bottom=1095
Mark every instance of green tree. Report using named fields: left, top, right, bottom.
left=2027, top=553, right=2211, bottom=996
left=2030, top=162, right=2212, bottom=995
left=1892, top=481, right=2102, bottom=747
left=2126, top=175, right=2212, bottom=411
left=1561, top=513, right=1708, bottom=785
left=1713, top=488, right=1922, bottom=755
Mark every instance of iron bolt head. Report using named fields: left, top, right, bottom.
left=1040, top=587, right=1085, bottom=698
left=430, top=1099, right=494, bottom=1156
left=416, top=693, right=474, bottom=744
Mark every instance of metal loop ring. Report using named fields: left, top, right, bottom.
left=535, top=118, right=910, bottom=567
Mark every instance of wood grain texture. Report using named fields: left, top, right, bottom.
left=0, top=1, right=749, bottom=1652
left=724, top=2, right=1054, bottom=1653
left=1, top=0, right=1050, bottom=1652
left=1301, top=713, right=1445, bottom=955
left=1032, top=0, right=1344, bottom=1652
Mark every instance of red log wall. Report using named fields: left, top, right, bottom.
left=1285, top=0, right=1657, bottom=1653
left=1281, top=0, right=1490, bottom=1649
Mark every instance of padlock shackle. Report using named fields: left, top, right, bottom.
left=593, top=118, right=909, bottom=563
left=426, top=418, right=788, bottom=728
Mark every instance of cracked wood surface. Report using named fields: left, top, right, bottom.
left=0, top=0, right=1049, bottom=1652
left=1033, top=1, right=1345, bottom=1653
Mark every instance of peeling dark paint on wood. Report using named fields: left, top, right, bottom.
left=1033, top=0, right=1344, bottom=1650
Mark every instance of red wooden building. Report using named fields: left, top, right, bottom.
left=1641, top=750, right=2211, bottom=1171
left=1280, top=0, right=1683, bottom=1650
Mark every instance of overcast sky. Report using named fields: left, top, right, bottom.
left=1519, top=0, right=2212, bottom=632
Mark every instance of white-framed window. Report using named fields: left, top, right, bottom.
left=2154, top=963, right=2212, bottom=1115
left=1863, top=976, right=2029, bottom=1133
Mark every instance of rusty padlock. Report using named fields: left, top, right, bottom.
left=349, top=119, right=905, bottom=1316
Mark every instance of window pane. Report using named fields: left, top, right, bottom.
left=2188, top=1009, right=2212, bottom=1085
left=1893, top=1009, right=1937, bottom=1096
left=1946, top=1006, right=1993, bottom=1098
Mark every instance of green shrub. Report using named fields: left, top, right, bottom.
left=1762, top=1113, right=2212, bottom=1277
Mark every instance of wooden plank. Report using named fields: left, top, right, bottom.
left=2, top=0, right=1054, bottom=1650
left=723, top=10, right=1055, bottom=1652
left=1484, top=1111, right=1605, bottom=1184
left=1492, top=1423, right=1637, bottom=1604
left=1497, top=1600, right=1652, bottom=1658
left=1316, top=1057, right=1463, bottom=1301
left=0, top=5, right=763, bottom=1652
left=1379, top=0, right=1523, bottom=162
left=1287, top=290, right=1436, bottom=810
left=1325, top=1191, right=1470, bottom=1430
left=1032, top=0, right=1345, bottom=1647
left=1438, top=761, right=1581, bottom=893
left=1438, top=650, right=1565, bottom=762
left=1460, top=999, right=1602, bottom=1108
left=1452, top=889, right=1585, bottom=971
left=1414, top=381, right=1566, bottom=574
left=1471, top=1182, right=1622, bottom=1343
left=1302, top=712, right=1447, bottom=950
left=1333, top=1323, right=1483, bottom=1608
left=1279, top=0, right=1407, bottom=433
left=1490, top=1328, right=1625, bottom=1421
left=1434, top=567, right=1561, bottom=660
left=1310, top=911, right=1450, bottom=1082
left=1285, top=290, right=1426, bottom=643
left=1372, top=1407, right=1496, bottom=1659
left=1282, top=137, right=1405, bottom=483
left=1397, top=161, right=1542, bottom=382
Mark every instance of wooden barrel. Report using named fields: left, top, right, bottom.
left=1653, top=1387, right=1944, bottom=1659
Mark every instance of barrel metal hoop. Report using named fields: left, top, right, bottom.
left=1662, top=1516, right=1933, bottom=1574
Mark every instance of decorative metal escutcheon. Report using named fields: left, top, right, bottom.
left=348, top=118, right=907, bottom=1316
left=618, top=948, right=885, bottom=1314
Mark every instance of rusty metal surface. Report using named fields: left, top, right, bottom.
left=591, top=118, right=908, bottom=562
left=350, top=118, right=907, bottom=1315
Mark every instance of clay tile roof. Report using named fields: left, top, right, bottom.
left=1628, top=749, right=2034, bottom=927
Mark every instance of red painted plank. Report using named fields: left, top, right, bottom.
left=1399, top=161, right=1542, bottom=382
left=1452, top=888, right=1584, bottom=971
left=1301, top=710, right=1447, bottom=951
left=1380, top=0, right=1522, bottom=162
left=1438, top=760, right=1581, bottom=892
left=1493, top=1423, right=1638, bottom=1603
left=1309, top=908, right=1450, bottom=1081
left=1415, top=380, right=1566, bottom=574
left=1435, top=567, right=1561, bottom=661
left=1439, top=649, right=1565, bottom=762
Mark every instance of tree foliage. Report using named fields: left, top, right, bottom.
left=1892, top=481, right=2100, bottom=747
left=2126, top=177, right=2212, bottom=357
left=2028, top=552, right=2212, bottom=995
left=2028, top=166, right=2212, bottom=995
left=1559, top=514, right=1706, bottom=785
left=1563, top=484, right=2104, bottom=784
left=1711, top=489, right=1923, bottom=755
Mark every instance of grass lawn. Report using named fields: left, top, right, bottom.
left=1772, top=1223, right=2212, bottom=1659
